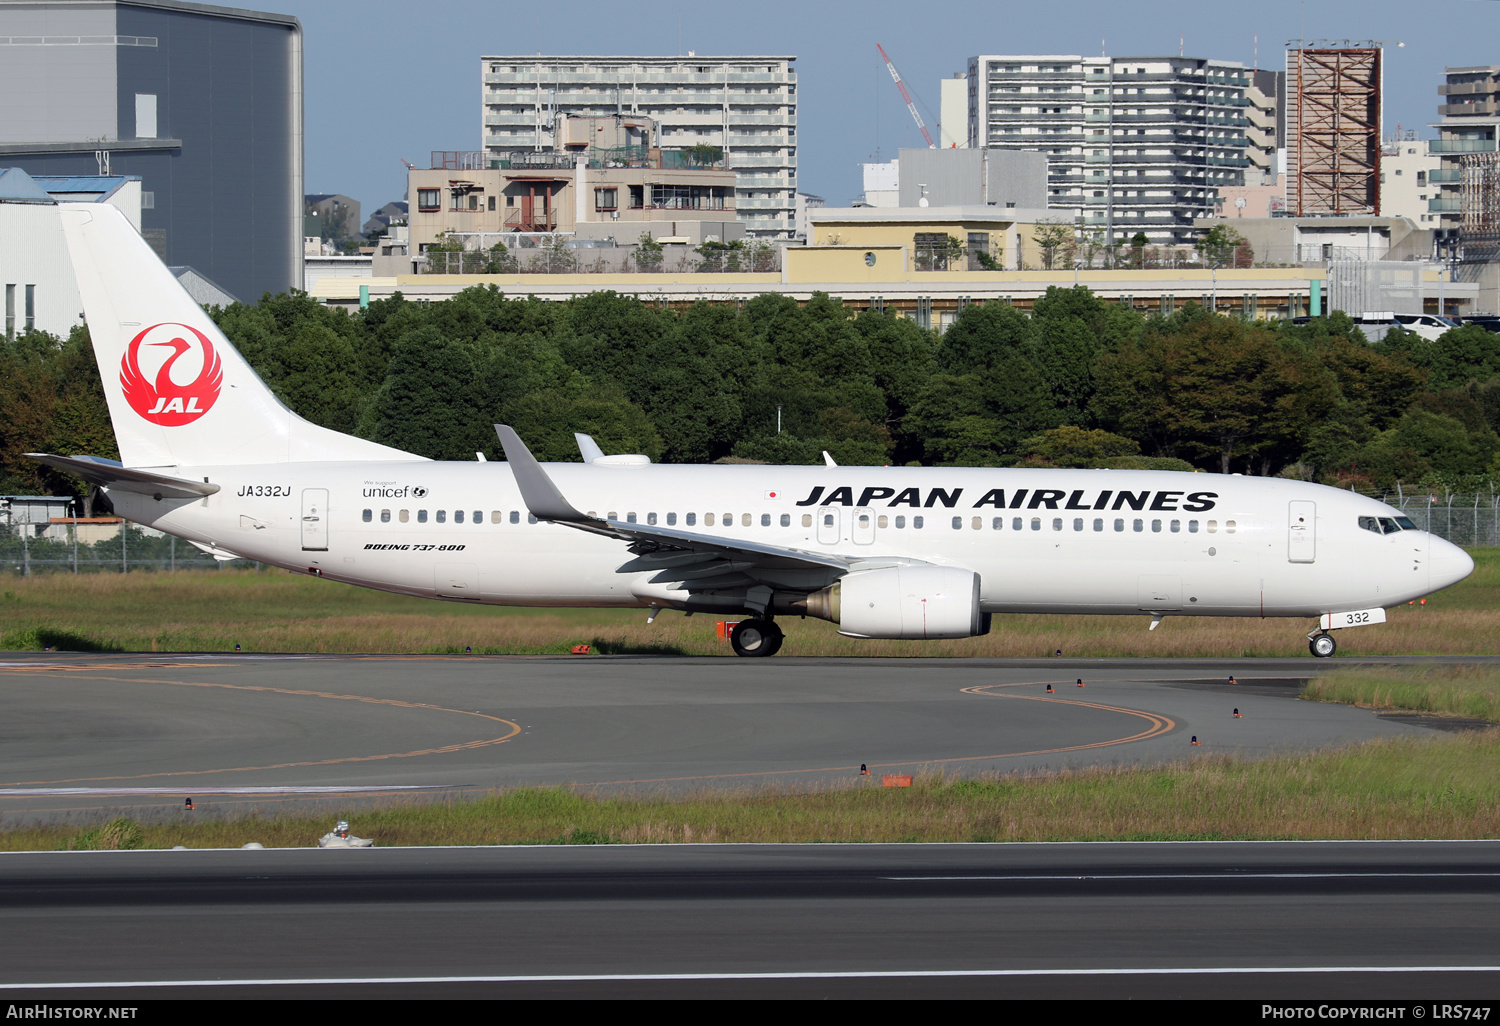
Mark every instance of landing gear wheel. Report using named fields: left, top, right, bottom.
left=1309, top=632, right=1337, bottom=658
left=730, top=619, right=784, bottom=657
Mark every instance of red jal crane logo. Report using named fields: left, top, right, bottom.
left=119, top=323, right=223, bottom=426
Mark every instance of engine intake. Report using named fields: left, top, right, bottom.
left=802, top=566, right=988, bottom=640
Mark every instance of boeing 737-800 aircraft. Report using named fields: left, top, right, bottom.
left=29, top=203, right=1474, bottom=657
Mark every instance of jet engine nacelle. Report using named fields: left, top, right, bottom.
left=805, top=566, right=988, bottom=639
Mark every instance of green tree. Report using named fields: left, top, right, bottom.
left=635, top=233, right=664, bottom=272
left=1014, top=425, right=1141, bottom=467
left=1031, top=219, right=1075, bottom=270
left=1195, top=224, right=1252, bottom=268
left=505, top=380, right=663, bottom=462
left=362, top=327, right=485, bottom=459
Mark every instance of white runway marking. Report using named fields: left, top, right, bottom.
left=4, top=966, right=1500, bottom=990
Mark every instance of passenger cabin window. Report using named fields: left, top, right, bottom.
left=436, top=510, right=446, bottom=523
left=1114, top=518, right=1124, bottom=532
left=418, top=510, right=428, bottom=523
left=742, top=514, right=752, bottom=527
left=627, top=512, right=637, bottom=523
left=762, top=514, right=771, bottom=526
left=781, top=514, right=791, bottom=527
left=952, top=517, right=963, bottom=530
left=667, top=513, right=677, bottom=525
left=1133, top=519, right=1143, bottom=532
left=510, top=511, right=520, bottom=524
left=1013, top=517, right=1023, bottom=531
left=801, top=514, right=812, bottom=527
left=993, top=517, right=1003, bottom=530
left=687, top=513, right=697, bottom=526
left=895, top=515, right=906, bottom=528
left=877, top=515, right=888, bottom=528
left=455, top=510, right=464, bottom=523
left=913, top=516, right=924, bottom=529
left=528, top=514, right=538, bottom=524
left=1093, top=518, right=1103, bottom=531
left=492, top=511, right=502, bottom=523
left=399, top=510, right=410, bottom=523
left=648, top=513, right=658, bottom=526
left=362, top=509, right=372, bottom=522
left=381, top=510, right=391, bottom=523
left=1073, top=518, right=1084, bottom=531
left=705, top=513, right=716, bottom=527
left=473, top=511, right=481, bottom=524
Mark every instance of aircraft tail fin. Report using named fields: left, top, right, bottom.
left=59, top=202, right=420, bottom=468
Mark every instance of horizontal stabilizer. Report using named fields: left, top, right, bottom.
left=26, top=453, right=220, bottom=499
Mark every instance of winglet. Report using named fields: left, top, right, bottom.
left=494, top=425, right=591, bottom=522
left=823, top=450, right=838, bottom=468
left=575, top=432, right=605, bottom=464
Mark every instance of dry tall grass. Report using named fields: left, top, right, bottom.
left=3, top=550, right=1497, bottom=657
left=5, top=729, right=1497, bottom=850
left=1306, top=666, right=1500, bottom=722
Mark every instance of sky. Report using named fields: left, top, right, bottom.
left=284, top=0, right=1500, bottom=218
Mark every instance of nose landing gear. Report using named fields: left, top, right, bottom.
left=1308, top=632, right=1337, bottom=658
left=730, top=618, right=785, bottom=657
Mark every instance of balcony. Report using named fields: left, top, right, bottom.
left=1429, top=168, right=1463, bottom=182
left=1429, top=197, right=1463, bottom=212
left=1430, top=138, right=1498, bottom=153
left=1441, top=102, right=1500, bottom=117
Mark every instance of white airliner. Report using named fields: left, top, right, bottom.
left=29, top=203, right=1474, bottom=657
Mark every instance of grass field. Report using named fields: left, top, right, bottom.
left=5, top=726, right=1497, bottom=851
left=1304, top=665, right=1500, bottom=722
left=2, top=547, right=1497, bottom=657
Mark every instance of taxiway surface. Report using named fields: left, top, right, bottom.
left=2, top=841, right=1499, bottom=998
left=0, top=653, right=1489, bottom=819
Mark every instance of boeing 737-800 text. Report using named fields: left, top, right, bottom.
left=28, top=204, right=1474, bottom=657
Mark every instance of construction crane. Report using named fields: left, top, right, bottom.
left=876, top=43, right=935, bottom=149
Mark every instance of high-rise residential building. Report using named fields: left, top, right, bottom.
left=1247, top=70, right=1285, bottom=183
left=965, top=54, right=1251, bottom=244
left=1431, top=66, right=1500, bottom=237
left=0, top=0, right=303, bottom=302
left=480, top=56, right=797, bottom=239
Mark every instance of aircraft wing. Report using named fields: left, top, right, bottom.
left=26, top=453, right=221, bottom=500
left=494, top=425, right=860, bottom=585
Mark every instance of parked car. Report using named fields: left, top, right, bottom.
left=1460, top=315, right=1500, bottom=333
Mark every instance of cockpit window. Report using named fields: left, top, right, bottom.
left=1359, top=515, right=1409, bottom=535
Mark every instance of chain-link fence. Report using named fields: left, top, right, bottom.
left=1374, top=489, right=1500, bottom=549
left=1, top=523, right=259, bottom=576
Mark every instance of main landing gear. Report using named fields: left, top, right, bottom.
left=1308, top=632, right=1337, bottom=658
left=730, top=618, right=784, bottom=657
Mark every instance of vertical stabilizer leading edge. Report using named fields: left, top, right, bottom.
left=58, top=202, right=420, bottom=468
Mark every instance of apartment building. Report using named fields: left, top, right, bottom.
left=480, top=55, right=797, bottom=238
left=407, top=141, right=741, bottom=258
left=1247, top=70, right=1284, bottom=182
left=965, top=53, right=1253, bottom=244
left=1431, top=66, right=1500, bottom=236
left=1381, top=137, right=1444, bottom=227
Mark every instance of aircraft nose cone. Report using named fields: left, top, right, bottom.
left=1429, top=536, right=1475, bottom=592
